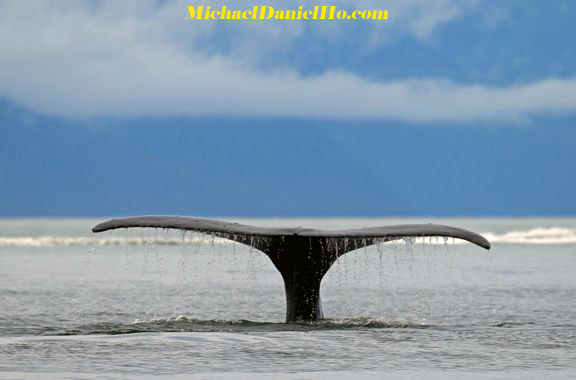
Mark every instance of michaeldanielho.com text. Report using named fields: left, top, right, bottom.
left=186, top=6, right=389, bottom=20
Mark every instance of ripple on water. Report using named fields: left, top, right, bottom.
left=44, top=316, right=433, bottom=336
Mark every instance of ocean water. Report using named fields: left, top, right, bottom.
left=0, top=217, right=575, bottom=379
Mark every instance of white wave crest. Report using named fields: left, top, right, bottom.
left=483, top=227, right=576, bottom=244
left=1, top=227, right=575, bottom=247
left=0, top=236, right=232, bottom=247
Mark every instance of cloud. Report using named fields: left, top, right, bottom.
left=0, top=0, right=575, bottom=123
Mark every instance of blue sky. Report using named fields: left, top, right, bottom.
left=0, top=0, right=575, bottom=216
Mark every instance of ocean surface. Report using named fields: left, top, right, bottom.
left=0, top=217, right=575, bottom=379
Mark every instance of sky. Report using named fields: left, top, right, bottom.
left=0, top=0, right=575, bottom=216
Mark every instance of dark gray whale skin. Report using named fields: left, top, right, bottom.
left=93, top=216, right=490, bottom=323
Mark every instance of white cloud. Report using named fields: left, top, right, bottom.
left=0, top=0, right=575, bottom=122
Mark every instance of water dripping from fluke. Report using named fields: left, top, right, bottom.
left=92, top=216, right=490, bottom=323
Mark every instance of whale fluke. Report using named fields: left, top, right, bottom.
left=92, top=216, right=490, bottom=322
left=92, top=216, right=490, bottom=249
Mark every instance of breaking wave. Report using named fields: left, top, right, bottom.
left=483, top=227, right=576, bottom=244
left=1, top=227, right=576, bottom=247
left=0, top=235, right=230, bottom=247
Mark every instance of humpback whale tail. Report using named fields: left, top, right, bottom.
left=92, top=216, right=490, bottom=323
